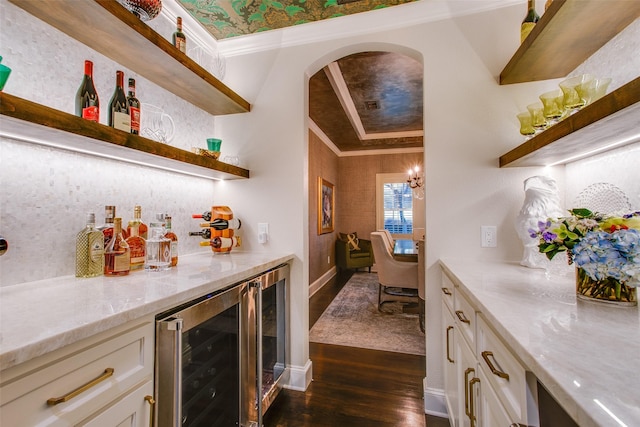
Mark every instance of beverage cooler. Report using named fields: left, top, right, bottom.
left=155, top=264, right=288, bottom=427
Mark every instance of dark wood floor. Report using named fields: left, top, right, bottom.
left=264, top=270, right=450, bottom=427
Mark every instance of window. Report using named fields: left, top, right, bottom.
left=376, top=173, right=414, bottom=239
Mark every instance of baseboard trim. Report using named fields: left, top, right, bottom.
left=284, top=359, right=313, bottom=391
left=423, top=378, right=449, bottom=419
left=309, top=267, right=336, bottom=297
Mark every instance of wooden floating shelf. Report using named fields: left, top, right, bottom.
left=0, top=93, right=250, bottom=180
left=499, top=77, right=640, bottom=168
left=8, top=0, right=250, bottom=115
left=500, top=0, right=640, bottom=85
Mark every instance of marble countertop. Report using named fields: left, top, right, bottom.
left=0, top=251, right=294, bottom=371
left=440, top=258, right=640, bottom=427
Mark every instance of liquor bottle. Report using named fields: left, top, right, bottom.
left=76, top=213, right=104, bottom=278
left=192, top=211, right=212, bottom=221
left=127, top=78, right=141, bottom=135
left=198, top=218, right=242, bottom=230
left=75, top=60, right=99, bottom=122
left=189, top=229, right=211, bottom=239
left=173, top=17, right=186, bottom=53
left=145, top=222, right=171, bottom=271
left=108, top=70, right=131, bottom=132
left=99, top=205, right=116, bottom=247
left=200, top=236, right=241, bottom=249
left=104, top=218, right=131, bottom=276
left=127, top=205, right=148, bottom=240
left=521, top=0, right=540, bottom=43
left=164, top=214, right=178, bottom=267
left=125, top=222, right=145, bottom=270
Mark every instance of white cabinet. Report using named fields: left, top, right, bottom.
left=0, top=319, right=154, bottom=427
left=441, top=270, right=538, bottom=427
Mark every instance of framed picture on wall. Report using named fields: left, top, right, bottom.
left=318, top=177, right=334, bottom=235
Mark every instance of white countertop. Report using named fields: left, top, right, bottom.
left=440, top=258, right=640, bottom=427
left=0, top=251, right=294, bottom=371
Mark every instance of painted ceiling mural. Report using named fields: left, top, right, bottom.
left=178, top=0, right=416, bottom=39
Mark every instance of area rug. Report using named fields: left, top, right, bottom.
left=309, top=272, right=425, bottom=356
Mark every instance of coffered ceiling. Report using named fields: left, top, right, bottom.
left=176, top=0, right=424, bottom=153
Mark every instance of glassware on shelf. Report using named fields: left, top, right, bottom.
left=539, top=90, right=565, bottom=124
left=0, top=56, right=11, bottom=91
left=140, top=103, right=175, bottom=144
left=592, top=77, right=612, bottom=102
left=559, top=74, right=594, bottom=112
left=527, top=102, right=547, bottom=132
left=517, top=112, right=535, bottom=137
left=116, top=0, right=162, bottom=21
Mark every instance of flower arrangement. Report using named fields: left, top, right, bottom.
left=530, top=209, right=640, bottom=304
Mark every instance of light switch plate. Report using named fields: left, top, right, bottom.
left=481, top=226, right=497, bottom=248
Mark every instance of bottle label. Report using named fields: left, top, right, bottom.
left=521, top=23, right=536, bottom=43
left=82, top=106, right=99, bottom=122
left=176, top=38, right=186, bottom=53
left=113, top=253, right=130, bottom=272
left=170, top=241, right=178, bottom=257
left=88, top=233, right=104, bottom=263
left=130, top=107, right=141, bottom=133
left=113, top=111, right=131, bottom=132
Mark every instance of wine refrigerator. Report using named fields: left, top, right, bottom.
left=155, top=264, right=288, bottom=427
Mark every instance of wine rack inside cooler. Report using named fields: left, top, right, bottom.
left=181, top=306, right=239, bottom=427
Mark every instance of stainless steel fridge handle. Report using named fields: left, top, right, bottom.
left=166, top=317, right=183, bottom=427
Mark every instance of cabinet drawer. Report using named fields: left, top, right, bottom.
left=441, top=273, right=455, bottom=312
left=1, top=322, right=153, bottom=426
left=476, top=315, right=529, bottom=424
left=453, top=286, right=476, bottom=349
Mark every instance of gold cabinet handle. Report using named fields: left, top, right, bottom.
left=464, top=367, right=474, bottom=417
left=469, top=377, right=480, bottom=427
left=145, top=395, right=156, bottom=427
left=441, top=287, right=452, bottom=295
left=47, top=367, right=114, bottom=406
left=446, top=326, right=454, bottom=363
left=481, top=350, right=510, bottom=380
left=455, top=310, right=471, bottom=324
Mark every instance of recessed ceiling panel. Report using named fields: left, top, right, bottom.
left=178, top=0, right=416, bottom=40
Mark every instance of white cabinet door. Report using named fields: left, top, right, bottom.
left=477, top=368, right=515, bottom=427
left=80, top=381, right=153, bottom=427
left=443, top=301, right=459, bottom=427
left=457, top=331, right=478, bottom=427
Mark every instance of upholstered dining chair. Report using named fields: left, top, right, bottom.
left=370, top=232, right=419, bottom=310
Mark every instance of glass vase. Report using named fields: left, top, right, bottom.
left=576, top=267, right=637, bottom=307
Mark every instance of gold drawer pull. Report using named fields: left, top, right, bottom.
left=47, top=368, right=114, bottom=406
left=145, top=395, right=156, bottom=427
left=464, top=367, right=474, bottom=417
left=455, top=310, right=471, bottom=324
left=481, top=351, right=510, bottom=380
left=446, top=326, right=454, bottom=363
left=468, top=377, right=480, bottom=427
left=441, top=287, right=452, bottom=295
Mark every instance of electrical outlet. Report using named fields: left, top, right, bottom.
left=481, top=226, right=497, bottom=248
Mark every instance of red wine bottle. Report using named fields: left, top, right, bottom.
left=198, top=218, right=242, bottom=230
left=75, top=60, right=99, bottom=122
left=108, top=71, right=130, bottom=132
left=127, top=78, right=140, bottom=135
left=192, top=211, right=212, bottom=221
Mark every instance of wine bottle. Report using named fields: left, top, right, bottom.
left=173, top=17, right=186, bottom=53
left=125, top=222, right=146, bottom=271
left=104, top=218, right=131, bottom=276
left=108, top=70, right=131, bottom=132
left=198, top=218, right=242, bottom=230
left=189, top=229, right=211, bottom=239
left=192, top=211, right=212, bottom=221
left=521, top=0, right=540, bottom=43
left=98, top=205, right=116, bottom=248
left=127, top=205, right=148, bottom=240
left=75, top=60, right=99, bottom=122
left=76, top=213, right=104, bottom=278
left=163, top=214, right=178, bottom=267
left=200, top=236, right=240, bottom=249
left=145, top=222, right=171, bottom=271
left=127, top=78, right=141, bottom=135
